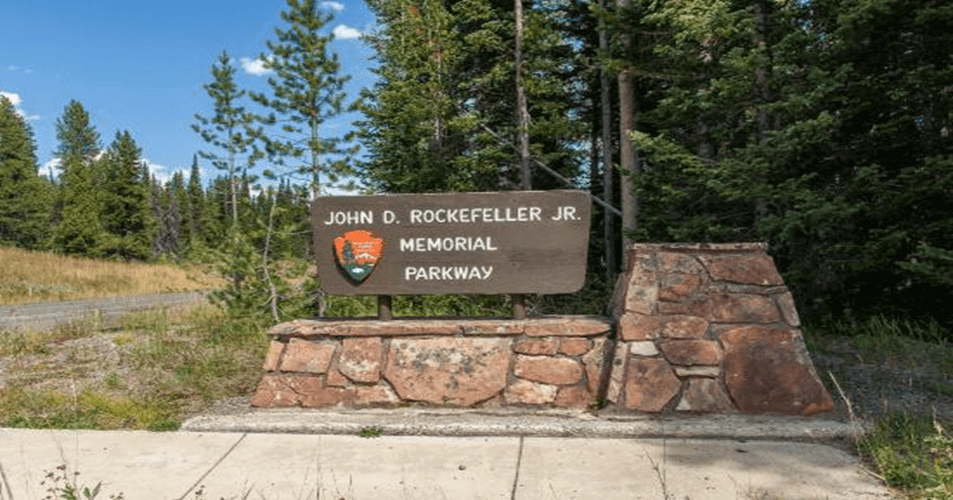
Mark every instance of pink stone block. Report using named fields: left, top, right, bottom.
left=383, top=337, right=510, bottom=406
left=514, top=338, right=558, bottom=355
left=558, top=338, right=592, bottom=356
left=279, top=338, right=335, bottom=374
left=262, top=340, right=285, bottom=371
left=658, top=340, right=722, bottom=366
left=623, top=358, right=681, bottom=412
left=339, top=337, right=383, bottom=383
left=514, top=355, right=583, bottom=386
left=505, top=379, right=557, bottom=405
left=699, top=254, right=784, bottom=286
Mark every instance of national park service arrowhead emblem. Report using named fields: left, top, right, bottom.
left=334, top=230, right=384, bottom=284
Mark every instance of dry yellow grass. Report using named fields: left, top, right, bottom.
left=0, top=246, right=224, bottom=305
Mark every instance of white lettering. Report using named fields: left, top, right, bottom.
left=404, top=206, right=544, bottom=224
left=322, top=210, right=373, bottom=226
left=551, top=205, right=579, bottom=222
left=401, top=265, right=494, bottom=281
left=398, top=236, right=499, bottom=252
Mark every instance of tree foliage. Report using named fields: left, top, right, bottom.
left=53, top=100, right=106, bottom=256
left=623, top=0, right=953, bottom=326
left=251, top=0, right=355, bottom=197
left=0, top=95, right=50, bottom=248
left=193, top=50, right=262, bottom=226
left=99, top=131, right=156, bottom=260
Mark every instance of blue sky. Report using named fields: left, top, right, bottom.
left=1, top=0, right=376, bottom=188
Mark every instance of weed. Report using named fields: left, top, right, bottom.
left=103, top=372, right=126, bottom=390
left=40, top=464, right=124, bottom=500
left=358, top=426, right=384, bottom=438
left=0, top=330, right=50, bottom=356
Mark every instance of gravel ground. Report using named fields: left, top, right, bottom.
left=810, top=337, right=953, bottom=422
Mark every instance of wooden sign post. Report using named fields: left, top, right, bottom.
left=312, top=190, right=591, bottom=306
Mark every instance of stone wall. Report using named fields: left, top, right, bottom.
left=252, top=317, right=612, bottom=409
left=251, top=242, right=834, bottom=416
left=607, top=243, right=833, bottom=415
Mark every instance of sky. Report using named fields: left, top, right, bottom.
left=1, top=0, right=377, bottom=189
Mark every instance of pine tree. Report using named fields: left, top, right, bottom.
left=251, top=0, right=355, bottom=198
left=193, top=50, right=261, bottom=227
left=186, top=154, right=210, bottom=253
left=171, top=170, right=190, bottom=255
left=0, top=95, right=51, bottom=248
left=53, top=100, right=106, bottom=256
left=152, top=174, right=183, bottom=258
left=358, top=0, right=584, bottom=194
left=99, top=131, right=157, bottom=260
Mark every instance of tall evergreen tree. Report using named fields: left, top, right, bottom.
left=251, top=0, right=355, bottom=198
left=186, top=154, right=211, bottom=253
left=193, top=50, right=261, bottom=226
left=0, top=95, right=51, bottom=248
left=622, top=0, right=953, bottom=325
left=170, top=170, right=190, bottom=255
left=99, top=131, right=157, bottom=260
left=53, top=100, right=105, bottom=256
left=358, top=0, right=584, bottom=194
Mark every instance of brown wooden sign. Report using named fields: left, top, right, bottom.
left=312, top=190, right=591, bottom=295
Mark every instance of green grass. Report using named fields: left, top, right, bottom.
left=805, top=314, right=953, bottom=499
left=0, top=304, right=269, bottom=431
left=858, top=413, right=953, bottom=499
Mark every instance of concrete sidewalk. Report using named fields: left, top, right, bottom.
left=0, top=411, right=895, bottom=500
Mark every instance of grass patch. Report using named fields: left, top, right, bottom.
left=0, top=387, right=178, bottom=431
left=0, top=304, right=269, bottom=431
left=858, top=413, right=953, bottom=499
left=0, top=245, right=222, bottom=305
left=806, top=314, right=953, bottom=498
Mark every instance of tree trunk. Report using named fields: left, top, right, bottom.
left=599, top=0, right=616, bottom=283
left=515, top=0, right=532, bottom=191
left=617, top=0, right=638, bottom=265
left=513, top=0, right=531, bottom=319
left=753, top=0, right=772, bottom=221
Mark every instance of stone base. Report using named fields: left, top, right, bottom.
left=252, top=316, right=612, bottom=409
left=607, top=243, right=834, bottom=415
left=251, top=243, right=834, bottom=416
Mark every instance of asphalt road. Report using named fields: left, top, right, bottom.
left=0, top=291, right=208, bottom=332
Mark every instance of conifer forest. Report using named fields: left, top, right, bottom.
left=1, top=0, right=950, bottom=331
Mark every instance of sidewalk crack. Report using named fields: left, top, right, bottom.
left=510, top=436, right=524, bottom=500
left=177, top=433, right=247, bottom=500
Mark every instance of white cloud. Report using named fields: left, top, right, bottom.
left=322, top=1, right=344, bottom=12
left=0, top=91, right=22, bottom=107
left=240, top=56, right=273, bottom=76
left=0, top=90, right=38, bottom=120
left=43, top=158, right=62, bottom=176
left=333, top=25, right=361, bottom=40
left=142, top=159, right=188, bottom=185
